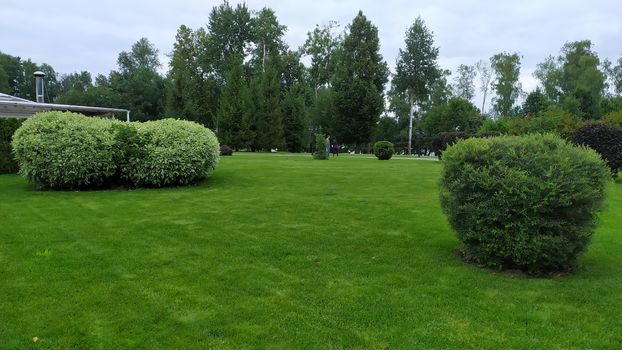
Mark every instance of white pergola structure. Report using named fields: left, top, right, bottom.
left=0, top=93, right=130, bottom=121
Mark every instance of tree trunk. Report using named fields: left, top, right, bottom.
left=408, top=94, right=414, bottom=155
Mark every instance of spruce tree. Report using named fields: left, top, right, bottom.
left=332, top=11, right=388, bottom=148
left=255, top=62, right=284, bottom=151
left=217, top=55, right=254, bottom=149
left=282, top=83, right=306, bottom=152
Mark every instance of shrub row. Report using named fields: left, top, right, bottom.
left=0, top=118, right=25, bottom=174
left=12, top=112, right=220, bottom=189
left=440, top=134, right=610, bottom=275
left=571, top=123, right=622, bottom=177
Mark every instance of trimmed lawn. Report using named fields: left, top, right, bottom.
left=1, top=152, right=621, bottom=349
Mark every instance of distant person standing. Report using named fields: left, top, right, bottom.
left=331, top=137, right=339, bottom=157
left=325, top=134, right=331, bottom=158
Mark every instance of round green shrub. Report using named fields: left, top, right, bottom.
left=373, top=141, right=394, bottom=160
left=571, top=123, right=622, bottom=177
left=439, top=134, right=610, bottom=275
left=124, top=119, right=219, bottom=187
left=12, top=111, right=119, bottom=189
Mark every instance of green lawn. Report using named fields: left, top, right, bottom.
left=1, top=153, right=621, bottom=349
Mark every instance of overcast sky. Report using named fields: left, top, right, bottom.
left=2, top=0, right=620, bottom=100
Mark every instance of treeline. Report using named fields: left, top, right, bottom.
left=2, top=1, right=622, bottom=153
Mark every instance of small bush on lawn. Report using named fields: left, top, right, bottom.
left=440, top=134, right=610, bottom=275
left=124, top=119, right=220, bottom=187
left=220, top=144, right=233, bottom=156
left=0, top=118, right=24, bottom=174
left=313, top=133, right=328, bottom=160
left=571, top=123, right=622, bottom=177
left=373, top=141, right=394, bottom=160
left=12, top=111, right=118, bottom=189
left=432, top=132, right=469, bottom=159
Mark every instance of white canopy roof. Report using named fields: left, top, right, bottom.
left=0, top=93, right=130, bottom=120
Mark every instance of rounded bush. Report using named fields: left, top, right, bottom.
left=12, top=111, right=118, bottom=189
left=220, top=144, right=233, bottom=156
left=439, top=134, right=610, bottom=275
left=373, top=141, right=394, bottom=160
left=124, top=119, right=219, bottom=187
left=571, top=123, right=622, bottom=177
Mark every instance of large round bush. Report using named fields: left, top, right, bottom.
left=12, top=111, right=118, bottom=189
left=124, top=119, right=219, bottom=187
left=571, top=123, right=622, bottom=177
left=373, top=141, right=394, bottom=160
left=439, top=134, right=609, bottom=274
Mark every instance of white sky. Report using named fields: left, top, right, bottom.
left=1, top=0, right=621, bottom=106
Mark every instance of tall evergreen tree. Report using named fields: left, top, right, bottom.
left=255, top=62, right=284, bottom=151
left=217, top=55, right=254, bottom=149
left=282, top=83, right=306, bottom=152
left=333, top=11, right=388, bottom=148
left=392, top=17, right=441, bottom=154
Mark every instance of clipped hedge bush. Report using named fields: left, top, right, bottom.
left=12, top=113, right=220, bottom=189
left=123, top=119, right=220, bottom=187
left=440, top=134, right=610, bottom=275
left=373, top=141, right=394, bottom=160
left=12, top=111, right=119, bottom=189
left=571, top=123, right=622, bottom=177
left=0, top=118, right=24, bottom=174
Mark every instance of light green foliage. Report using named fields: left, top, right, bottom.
left=453, top=64, right=477, bottom=101
left=301, top=21, right=341, bottom=90
left=490, top=52, right=522, bottom=118
left=12, top=112, right=119, bottom=189
left=440, top=134, right=610, bottom=274
left=12, top=113, right=219, bottom=189
left=534, top=40, right=606, bottom=118
left=124, top=119, right=220, bottom=187
left=393, top=16, right=441, bottom=109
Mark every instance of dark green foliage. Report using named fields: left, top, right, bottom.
left=255, top=63, right=284, bottom=151
left=571, top=123, right=622, bottom=177
left=281, top=84, right=306, bottom=152
left=431, top=132, right=469, bottom=159
left=422, top=98, right=483, bottom=136
left=217, top=55, right=254, bottom=149
left=0, top=118, right=24, bottom=174
left=440, top=134, right=610, bottom=275
left=333, top=11, right=388, bottom=147
left=373, top=141, right=394, bottom=160
left=522, top=88, right=550, bottom=116
left=220, top=144, right=233, bottom=156
left=313, top=133, right=328, bottom=160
